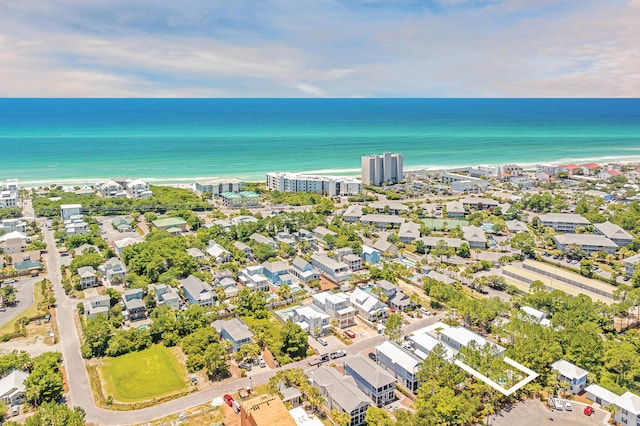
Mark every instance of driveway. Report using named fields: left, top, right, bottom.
left=0, top=276, right=37, bottom=328
left=488, top=399, right=607, bottom=426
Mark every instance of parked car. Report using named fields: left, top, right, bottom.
left=584, top=406, right=594, bottom=416
left=35, top=319, right=41, bottom=326
left=257, top=357, right=266, bottom=368
left=330, top=350, right=346, bottom=359
left=552, top=397, right=563, bottom=411
left=238, top=361, right=252, bottom=371
left=344, top=330, right=356, bottom=338
left=564, top=400, right=572, bottom=411
left=4, top=279, right=16, bottom=284
left=223, top=394, right=234, bottom=407
left=320, top=353, right=330, bottom=362
left=368, top=352, right=378, bottom=361
left=317, top=337, right=328, bottom=346
left=11, top=405, right=19, bottom=416
left=44, top=314, right=51, bottom=323
left=419, top=307, right=431, bottom=316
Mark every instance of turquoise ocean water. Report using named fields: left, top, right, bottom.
left=1, top=99, right=639, bottom=186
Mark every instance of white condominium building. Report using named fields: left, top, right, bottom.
left=361, top=152, right=403, bottom=186
left=266, top=172, right=361, bottom=196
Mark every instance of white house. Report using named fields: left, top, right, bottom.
left=551, top=359, right=588, bottom=395
left=60, top=204, right=83, bottom=221
left=0, top=369, right=29, bottom=406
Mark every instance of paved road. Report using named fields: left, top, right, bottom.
left=0, top=277, right=36, bottom=329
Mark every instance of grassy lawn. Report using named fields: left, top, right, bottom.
left=100, top=345, right=187, bottom=402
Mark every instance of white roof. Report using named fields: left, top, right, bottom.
left=551, top=359, right=588, bottom=380
left=440, top=326, right=504, bottom=352
left=0, top=231, right=28, bottom=243
left=521, top=306, right=546, bottom=321
left=585, top=384, right=619, bottom=405
left=376, top=341, right=421, bottom=371
left=409, top=333, right=455, bottom=360
left=615, top=392, right=640, bottom=416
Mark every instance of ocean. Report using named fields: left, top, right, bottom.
left=1, top=98, right=639, bottom=186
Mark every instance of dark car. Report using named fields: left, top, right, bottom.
left=320, top=353, right=330, bottom=362
left=368, top=352, right=378, bottom=361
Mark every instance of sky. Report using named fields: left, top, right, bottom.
left=0, top=0, right=639, bottom=97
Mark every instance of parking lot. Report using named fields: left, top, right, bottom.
left=0, top=277, right=37, bottom=328
left=489, top=400, right=607, bottom=426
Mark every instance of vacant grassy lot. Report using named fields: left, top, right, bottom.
left=100, top=345, right=187, bottom=402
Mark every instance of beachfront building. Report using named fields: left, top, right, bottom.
left=554, top=234, right=618, bottom=255
left=125, top=179, right=152, bottom=199
left=60, top=204, right=83, bottom=221
left=266, top=172, right=361, bottom=196
left=361, top=152, right=403, bottom=186
left=0, top=180, right=19, bottom=209
left=96, top=180, right=126, bottom=198
left=537, top=213, right=590, bottom=233
left=195, top=177, right=245, bottom=196
left=220, top=190, right=260, bottom=208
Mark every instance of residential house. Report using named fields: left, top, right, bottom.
left=372, top=240, right=398, bottom=258
left=64, top=215, right=89, bottom=236
left=207, top=242, right=231, bottom=264
left=113, top=237, right=141, bottom=257
left=375, top=280, right=397, bottom=299
left=186, top=247, right=206, bottom=262
left=554, top=234, right=618, bottom=255
left=551, top=359, right=588, bottom=395
left=83, top=295, right=110, bottom=320
left=219, top=277, right=240, bottom=299
left=275, top=232, right=297, bottom=247
left=580, top=163, right=602, bottom=175
left=342, top=205, right=364, bottom=223
left=0, top=219, right=27, bottom=234
left=342, top=254, right=362, bottom=272
left=359, top=214, right=405, bottom=229
left=180, top=275, right=214, bottom=307
left=1, top=238, right=26, bottom=255
left=152, top=217, right=188, bottom=233
left=375, top=341, right=421, bottom=392
left=408, top=332, right=455, bottom=361
left=211, top=318, right=253, bottom=352
left=585, top=385, right=640, bottom=426
left=344, top=355, right=397, bottom=407
left=154, top=284, right=180, bottom=310
left=310, top=366, right=371, bottom=426
left=313, top=291, right=356, bottom=328
left=77, top=266, right=97, bottom=289
left=598, top=169, right=622, bottom=180
left=538, top=213, right=591, bottom=233
left=60, top=204, right=83, bottom=221
left=505, top=220, right=529, bottom=234
left=73, top=243, right=99, bottom=257
left=370, top=201, right=409, bottom=215
left=440, top=173, right=489, bottom=193
left=438, top=326, right=505, bottom=356
left=398, top=222, right=421, bottom=243
left=123, top=288, right=146, bottom=321
left=461, top=225, right=487, bottom=249
left=349, top=288, right=387, bottom=322
left=102, top=257, right=127, bottom=284
left=311, top=254, right=352, bottom=283
left=312, top=226, right=337, bottom=246
left=520, top=306, right=551, bottom=327
left=360, top=245, right=381, bottom=263
left=262, top=260, right=292, bottom=285
left=388, top=291, right=411, bottom=312
left=249, top=233, right=277, bottom=249
left=288, top=305, right=330, bottom=336
left=233, top=241, right=252, bottom=258
left=289, top=256, right=320, bottom=283
left=96, top=180, right=125, bottom=198
left=239, top=266, right=270, bottom=292
left=445, top=201, right=465, bottom=218
left=112, top=217, right=134, bottom=233
left=0, top=369, right=29, bottom=406
left=125, top=178, right=152, bottom=199
left=594, top=221, right=633, bottom=247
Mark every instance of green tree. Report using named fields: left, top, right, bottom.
left=24, top=352, right=64, bottom=405
left=23, top=402, right=85, bottom=426
left=432, top=240, right=454, bottom=263
left=81, top=315, right=111, bottom=358
left=204, top=342, right=229, bottom=380
left=510, top=232, right=535, bottom=256
left=365, top=406, right=394, bottom=426
left=383, top=313, right=403, bottom=343
left=279, top=321, right=309, bottom=362
left=330, top=408, right=351, bottom=426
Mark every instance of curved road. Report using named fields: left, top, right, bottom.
left=42, top=222, right=440, bottom=425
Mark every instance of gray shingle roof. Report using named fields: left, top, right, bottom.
left=345, top=354, right=396, bottom=389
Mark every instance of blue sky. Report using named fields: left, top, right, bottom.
left=0, top=0, right=638, bottom=97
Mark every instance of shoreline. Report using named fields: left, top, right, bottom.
left=8, top=155, right=640, bottom=189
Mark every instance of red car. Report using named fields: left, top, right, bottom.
left=224, top=394, right=234, bottom=407
left=344, top=330, right=356, bottom=338
left=584, top=406, right=594, bottom=416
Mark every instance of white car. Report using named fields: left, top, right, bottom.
left=564, top=400, right=572, bottom=411
left=258, top=357, right=266, bottom=368
left=317, top=337, right=328, bottom=346
left=552, top=397, right=563, bottom=411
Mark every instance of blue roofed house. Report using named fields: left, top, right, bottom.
left=180, top=275, right=214, bottom=307
left=344, top=354, right=397, bottom=407
left=211, top=318, right=254, bottom=353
